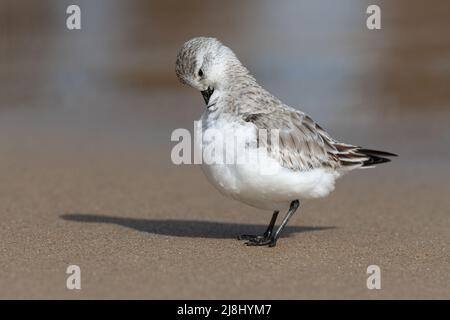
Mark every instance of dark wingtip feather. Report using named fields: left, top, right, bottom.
left=357, top=148, right=398, bottom=157
left=362, top=156, right=392, bottom=166
left=357, top=148, right=397, bottom=167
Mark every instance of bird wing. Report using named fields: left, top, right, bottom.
left=241, top=109, right=396, bottom=171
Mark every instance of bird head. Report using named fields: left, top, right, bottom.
left=175, top=37, right=242, bottom=105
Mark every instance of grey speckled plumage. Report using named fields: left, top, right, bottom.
left=176, top=37, right=396, bottom=173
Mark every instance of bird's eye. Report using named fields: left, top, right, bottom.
left=198, top=69, right=203, bottom=77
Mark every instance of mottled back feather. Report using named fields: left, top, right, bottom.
left=241, top=107, right=395, bottom=172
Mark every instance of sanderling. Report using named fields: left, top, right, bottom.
left=175, top=37, right=397, bottom=247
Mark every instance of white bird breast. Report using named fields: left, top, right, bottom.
left=195, top=115, right=339, bottom=211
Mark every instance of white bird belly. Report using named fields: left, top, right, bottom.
left=201, top=160, right=338, bottom=211
left=196, top=115, right=339, bottom=211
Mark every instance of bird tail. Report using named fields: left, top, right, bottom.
left=334, top=143, right=398, bottom=169
left=356, top=148, right=398, bottom=168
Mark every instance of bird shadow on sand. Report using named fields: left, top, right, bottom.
left=61, top=213, right=335, bottom=239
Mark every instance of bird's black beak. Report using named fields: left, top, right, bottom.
left=201, top=87, right=214, bottom=105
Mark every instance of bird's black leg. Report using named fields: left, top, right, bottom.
left=268, top=200, right=300, bottom=247
left=244, top=200, right=300, bottom=247
left=238, top=211, right=279, bottom=242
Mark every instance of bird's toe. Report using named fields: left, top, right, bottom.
left=244, top=236, right=275, bottom=246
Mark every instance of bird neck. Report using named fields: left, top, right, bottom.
left=219, top=62, right=258, bottom=92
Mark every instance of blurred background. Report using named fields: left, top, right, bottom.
left=2, top=0, right=450, bottom=151
left=0, top=0, right=449, bottom=299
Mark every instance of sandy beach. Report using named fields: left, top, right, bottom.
left=0, top=111, right=449, bottom=299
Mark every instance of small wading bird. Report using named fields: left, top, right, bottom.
left=175, top=37, right=397, bottom=247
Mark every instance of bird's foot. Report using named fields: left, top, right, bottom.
left=237, top=234, right=259, bottom=241
left=237, top=234, right=277, bottom=247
